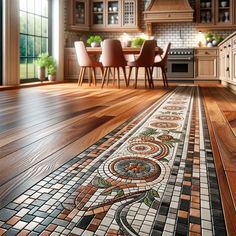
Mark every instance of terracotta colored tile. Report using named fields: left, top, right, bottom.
left=17, top=230, right=30, bottom=236
left=184, top=173, right=192, bottom=178
left=191, top=191, right=200, bottom=197
left=87, top=224, right=98, bottom=232
left=183, top=181, right=191, bottom=186
left=46, top=224, right=57, bottom=231
left=0, top=228, right=7, bottom=235
left=190, top=209, right=200, bottom=218
left=190, top=223, right=201, bottom=233
left=191, top=202, right=200, bottom=209
left=178, top=210, right=189, bottom=218
left=7, top=216, right=21, bottom=225
left=191, top=196, right=200, bottom=204
left=181, top=194, right=191, bottom=201
left=58, top=213, right=66, bottom=220
left=40, top=231, right=51, bottom=236
left=189, top=232, right=200, bottom=236
left=91, top=218, right=101, bottom=226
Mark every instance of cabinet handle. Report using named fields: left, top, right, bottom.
left=226, top=67, right=230, bottom=72
left=224, top=46, right=227, bottom=48
left=205, top=51, right=209, bottom=55
left=227, top=55, right=229, bottom=58
left=228, top=45, right=231, bottom=47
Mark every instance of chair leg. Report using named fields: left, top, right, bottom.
left=112, top=67, right=116, bottom=86
left=80, top=67, right=86, bottom=86
left=128, top=67, right=133, bottom=86
left=117, top=67, right=120, bottom=89
left=145, top=67, right=149, bottom=88
left=161, top=67, right=166, bottom=87
left=106, top=67, right=111, bottom=86
left=101, top=67, right=108, bottom=88
left=164, top=68, right=168, bottom=87
left=78, top=67, right=84, bottom=86
left=148, top=67, right=154, bottom=88
left=134, top=67, right=139, bottom=89
left=145, top=67, right=151, bottom=88
left=92, top=67, right=97, bottom=86
left=122, top=67, right=128, bottom=87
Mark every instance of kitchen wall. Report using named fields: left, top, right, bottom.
left=64, top=0, right=234, bottom=48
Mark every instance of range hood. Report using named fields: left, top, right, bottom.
left=144, top=0, right=194, bottom=23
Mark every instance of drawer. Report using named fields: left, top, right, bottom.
left=195, top=49, right=218, bottom=56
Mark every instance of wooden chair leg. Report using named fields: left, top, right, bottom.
left=92, top=67, right=97, bottom=86
left=148, top=67, right=154, bottom=88
left=112, top=67, right=116, bottom=86
left=78, top=67, right=83, bottom=86
left=101, top=67, right=108, bottom=88
left=161, top=67, right=166, bottom=87
left=117, top=67, right=120, bottom=89
left=122, top=67, right=128, bottom=87
left=128, top=67, right=133, bottom=86
left=80, top=67, right=86, bottom=86
left=134, top=67, right=139, bottom=89
left=164, top=68, right=168, bottom=87
left=145, top=68, right=148, bottom=88
left=106, top=67, right=111, bottom=86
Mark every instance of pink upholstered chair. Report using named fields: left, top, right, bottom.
left=127, top=40, right=156, bottom=89
left=74, top=41, right=103, bottom=86
left=100, top=39, right=128, bottom=88
left=152, top=43, right=171, bottom=87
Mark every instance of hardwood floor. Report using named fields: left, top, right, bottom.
left=201, top=85, right=236, bottom=235
left=0, top=83, right=171, bottom=208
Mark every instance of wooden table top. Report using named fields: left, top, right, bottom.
left=86, top=47, right=163, bottom=55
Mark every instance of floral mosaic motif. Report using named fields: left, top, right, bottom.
left=155, top=114, right=183, bottom=121
left=149, top=121, right=181, bottom=130
left=163, top=105, right=185, bottom=110
left=143, top=189, right=160, bottom=209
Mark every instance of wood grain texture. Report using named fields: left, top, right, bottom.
left=201, top=86, right=236, bottom=236
left=0, top=83, right=170, bottom=207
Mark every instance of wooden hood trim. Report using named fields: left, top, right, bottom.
left=144, top=0, right=194, bottom=23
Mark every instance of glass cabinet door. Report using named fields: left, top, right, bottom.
left=198, top=0, right=214, bottom=25
left=216, top=0, right=232, bottom=25
left=92, top=1, right=104, bottom=26
left=123, top=0, right=137, bottom=27
left=74, top=0, right=85, bottom=24
left=107, top=0, right=120, bottom=27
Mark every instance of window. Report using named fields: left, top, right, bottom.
left=20, top=0, right=51, bottom=82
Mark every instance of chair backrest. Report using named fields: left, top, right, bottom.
left=160, top=42, right=171, bottom=66
left=134, top=40, right=157, bottom=67
left=101, top=39, right=127, bottom=67
left=74, top=41, right=93, bottom=67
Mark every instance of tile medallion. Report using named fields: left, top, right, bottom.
left=0, top=86, right=226, bottom=236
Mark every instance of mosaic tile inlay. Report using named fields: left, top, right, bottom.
left=0, top=86, right=226, bottom=236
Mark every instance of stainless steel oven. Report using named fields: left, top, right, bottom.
left=166, top=49, right=194, bottom=78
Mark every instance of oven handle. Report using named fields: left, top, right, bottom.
left=168, top=57, right=193, bottom=61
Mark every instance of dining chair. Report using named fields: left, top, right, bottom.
left=152, top=43, right=171, bottom=87
left=100, top=39, right=128, bottom=88
left=74, top=41, right=103, bottom=86
left=127, top=40, right=156, bottom=89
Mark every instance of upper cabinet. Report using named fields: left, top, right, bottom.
left=196, top=0, right=236, bottom=30
left=68, top=0, right=90, bottom=31
left=68, top=0, right=139, bottom=32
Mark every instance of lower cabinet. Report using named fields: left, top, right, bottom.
left=64, top=48, right=80, bottom=80
left=232, top=38, right=236, bottom=82
left=195, top=48, right=218, bottom=80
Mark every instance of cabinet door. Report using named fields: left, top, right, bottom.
left=219, top=49, right=226, bottom=81
left=196, top=0, right=215, bottom=26
left=216, top=0, right=233, bottom=25
left=122, top=0, right=138, bottom=28
left=232, top=48, right=236, bottom=82
left=196, top=56, right=217, bottom=79
left=68, top=0, right=89, bottom=31
left=64, top=49, right=80, bottom=80
left=91, top=0, right=105, bottom=29
left=106, top=0, right=121, bottom=28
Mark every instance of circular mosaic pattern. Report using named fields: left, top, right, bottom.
left=167, top=101, right=186, bottom=105
left=110, top=157, right=161, bottom=181
left=163, top=105, right=185, bottom=111
left=155, top=114, right=183, bottom=121
left=150, top=121, right=180, bottom=130
left=127, top=142, right=160, bottom=155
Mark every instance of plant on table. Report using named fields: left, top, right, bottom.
left=87, top=35, right=102, bottom=47
left=131, top=37, right=145, bottom=48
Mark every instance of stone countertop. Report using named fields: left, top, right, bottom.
left=218, top=31, right=236, bottom=46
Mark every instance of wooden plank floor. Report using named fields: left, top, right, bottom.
left=200, top=85, right=236, bottom=235
left=0, top=83, right=171, bottom=208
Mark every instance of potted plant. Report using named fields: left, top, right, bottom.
left=34, top=53, right=52, bottom=81
left=87, top=35, right=102, bottom=47
left=48, top=62, right=56, bottom=81
left=131, top=37, right=145, bottom=48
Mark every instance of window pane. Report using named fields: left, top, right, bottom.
left=27, top=58, right=35, bottom=78
left=27, top=0, right=34, bottom=13
left=27, top=36, right=34, bottom=57
left=42, top=0, right=48, bottom=17
left=35, top=37, right=41, bottom=56
left=20, top=12, right=27, bottom=33
left=28, top=14, right=35, bottom=35
left=20, top=58, right=27, bottom=79
left=35, top=16, right=42, bottom=36
left=42, top=18, right=48, bottom=37
left=35, top=0, right=42, bottom=15
left=20, top=0, right=27, bottom=11
left=20, top=34, right=27, bottom=57
left=42, top=38, right=48, bottom=53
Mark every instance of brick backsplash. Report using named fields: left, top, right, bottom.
left=64, top=0, right=234, bottom=48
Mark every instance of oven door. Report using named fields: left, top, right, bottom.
left=166, top=59, right=194, bottom=78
